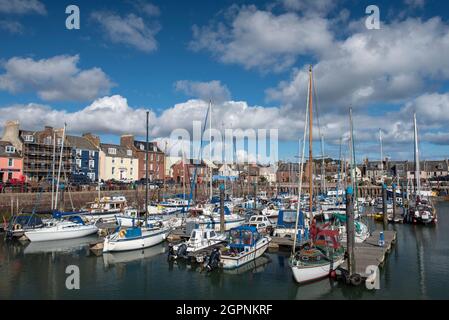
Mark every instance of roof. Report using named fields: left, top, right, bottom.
left=66, top=135, right=97, bottom=151
left=133, top=140, right=163, bottom=153
left=0, top=141, right=21, bottom=157
left=100, top=143, right=135, bottom=158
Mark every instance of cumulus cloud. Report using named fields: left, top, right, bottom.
left=91, top=11, right=161, bottom=53
left=174, top=80, right=231, bottom=103
left=267, top=17, right=449, bottom=110
left=190, top=5, right=334, bottom=72
left=133, top=0, right=160, bottom=16
left=0, top=0, right=46, bottom=15
left=0, top=55, right=114, bottom=102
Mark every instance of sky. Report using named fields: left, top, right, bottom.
left=1, top=0, right=449, bottom=163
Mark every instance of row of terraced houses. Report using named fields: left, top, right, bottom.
left=0, top=121, right=164, bottom=183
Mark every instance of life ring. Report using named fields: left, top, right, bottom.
left=119, top=230, right=126, bottom=238
left=14, top=224, right=22, bottom=231
left=300, top=256, right=309, bottom=261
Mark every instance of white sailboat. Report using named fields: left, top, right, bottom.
left=24, top=216, right=98, bottom=242
left=290, top=66, right=345, bottom=284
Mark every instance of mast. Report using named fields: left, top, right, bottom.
left=349, top=108, right=358, bottom=209
left=379, top=128, right=384, bottom=176
left=54, top=123, right=66, bottom=211
left=320, top=134, right=325, bottom=195
left=308, top=65, right=314, bottom=221
left=145, top=111, right=149, bottom=222
left=414, top=113, right=421, bottom=195
left=209, top=100, right=213, bottom=202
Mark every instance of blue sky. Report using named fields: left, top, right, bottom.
left=1, top=0, right=449, bottom=163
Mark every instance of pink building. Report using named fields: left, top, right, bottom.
left=0, top=141, right=24, bottom=182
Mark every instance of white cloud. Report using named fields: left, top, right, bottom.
left=0, top=20, right=23, bottom=33
left=404, top=0, right=425, bottom=8
left=91, top=11, right=161, bottom=53
left=134, top=0, right=160, bottom=16
left=190, top=5, right=334, bottom=72
left=0, top=0, right=46, bottom=15
left=174, top=80, right=231, bottom=103
left=267, top=17, right=449, bottom=110
left=280, top=0, right=339, bottom=16
left=0, top=55, right=114, bottom=102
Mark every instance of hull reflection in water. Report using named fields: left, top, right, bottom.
left=295, top=278, right=338, bottom=300
left=222, top=255, right=271, bottom=275
left=24, top=235, right=98, bottom=254
left=103, top=244, right=166, bottom=267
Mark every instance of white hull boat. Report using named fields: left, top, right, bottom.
left=291, top=255, right=345, bottom=284
left=170, top=228, right=227, bottom=259
left=24, top=220, right=98, bottom=242
left=103, top=226, right=170, bottom=253
left=191, top=214, right=245, bottom=231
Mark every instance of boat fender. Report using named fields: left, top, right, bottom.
left=119, top=230, right=126, bottom=238
left=14, top=224, right=22, bottom=231
left=350, top=274, right=363, bottom=286
left=177, top=243, right=188, bottom=259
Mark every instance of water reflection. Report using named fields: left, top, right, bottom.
left=24, top=236, right=98, bottom=255
left=103, top=245, right=166, bottom=268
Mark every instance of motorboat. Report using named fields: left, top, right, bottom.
left=5, top=214, right=45, bottom=239
left=245, top=215, right=273, bottom=234
left=218, top=226, right=271, bottom=269
left=168, top=228, right=226, bottom=259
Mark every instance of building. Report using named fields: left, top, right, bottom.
left=0, top=141, right=24, bottom=182
left=97, top=143, right=138, bottom=182
left=276, top=162, right=300, bottom=183
left=120, top=135, right=165, bottom=181
left=259, top=165, right=277, bottom=184
left=66, top=135, right=99, bottom=181
left=171, top=159, right=210, bottom=185
left=1, top=121, right=71, bottom=182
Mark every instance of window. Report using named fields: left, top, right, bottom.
left=76, top=159, right=82, bottom=167
left=44, top=136, right=52, bottom=145
left=89, top=150, right=95, bottom=157
left=8, top=158, right=14, bottom=167
left=140, top=144, right=145, bottom=151
left=89, top=160, right=95, bottom=168
left=150, top=154, right=154, bottom=161
left=121, top=158, right=124, bottom=164
left=112, top=167, right=115, bottom=175
left=157, top=155, right=160, bottom=162
left=108, top=148, right=117, bottom=155
left=87, top=172, right=95, bottom=181
left=57, top=138, right=62, bottom=146
left=5, top=146, right=15, bottom=153
left=24, top=135, right=34, bottom=142
left=127, top=149, right=132, bottom=156
left=112, top=158, right=115, bottom=163
left=150, top=163, right=153, bottom=171
left=76, top=149, right=82, bottom=157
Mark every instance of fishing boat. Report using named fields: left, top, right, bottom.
left=24, top=214, right=98, bottom=242
left=168, top=228, right=226, bottom=259
left=219, top=226, right=271, bottom=269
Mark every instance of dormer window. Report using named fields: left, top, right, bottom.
left=5, top=146, right=15, bottom=153
left=24, top=135, right=34, bottom=142
left=44, top=136, right=52, bottom=145
left=127, top=150, right=132, bottom=157
left=140, top=144, right=145, bottom=151
left=108, top=148, right=117, bottom=155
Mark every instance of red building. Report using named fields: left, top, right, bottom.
left=0, top=141, right=24, bottom=182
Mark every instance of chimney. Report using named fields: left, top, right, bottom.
left=83, top=133, right=100, bottom=148
left=120, top=135, right=134, bottom=148
left=1, top=120, right=23, bottom=152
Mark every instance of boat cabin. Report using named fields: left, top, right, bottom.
left=228, top=226, right=261, bottom=251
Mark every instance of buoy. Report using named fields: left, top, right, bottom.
left=329, top=270, right=337, bottom=279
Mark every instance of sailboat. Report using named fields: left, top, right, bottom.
left=406, top=113, right=437, bottom=225
left=290, top=66, right=345, bottom=284
left=102, top=112, right=171, bottom=253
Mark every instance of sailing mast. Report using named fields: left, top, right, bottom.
left=349, top=108, right=358, bottom=209
left=145, top=111, right=149, bottom=224
left=414, top=113, right=421, bottom=196
left=320, top=134, right=325, bottom=195
left=308, top=65, right=314, bottom=221
left=51, top=131, right=56, bottom=210
left=209, top=100, right=213, bottom=202
left=379, top=128, right=384, bottom=177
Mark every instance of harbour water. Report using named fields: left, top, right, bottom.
left=1, top=201, right=448, bottom=300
